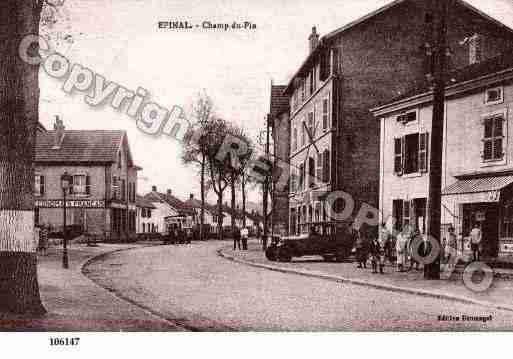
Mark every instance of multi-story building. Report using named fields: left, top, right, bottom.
left=136, top=195, right=156, bottom=234
left=373, top=52, right=513, bottom=259
left=35, top=116, right=140, bottom=240
left=269, top=84, right=291, bottom=235
left=284, top=0, right=513, bottom=235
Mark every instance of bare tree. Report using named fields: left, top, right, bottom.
left=181, top=92, right=214, bottom=240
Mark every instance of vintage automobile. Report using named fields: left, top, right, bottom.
left=265, top=222, right=356, bottom=262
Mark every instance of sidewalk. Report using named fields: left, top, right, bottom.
left=0, top=242, right=182, bottom=331
left=219, top=241, right=513, bottom=312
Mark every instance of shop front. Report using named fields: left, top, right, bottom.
left=442, top=174, right=513, bottom=259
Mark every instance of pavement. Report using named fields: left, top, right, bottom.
left=219, top=240, right=513, bottom=313
left=0, top=242, right=182, bottom=331
left=83, top=240, right=513, bottom=331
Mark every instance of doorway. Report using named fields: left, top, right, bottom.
left=462, top=203, right=499, bottom=258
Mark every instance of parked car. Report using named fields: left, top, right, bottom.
left=265, top=222, right=356, bottom=262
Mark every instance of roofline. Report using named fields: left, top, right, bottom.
left=35, top=160, right=115, bottom=166
left=370, top=66, right=513, bottom=116
left=284, top=0, right=513, bottom=94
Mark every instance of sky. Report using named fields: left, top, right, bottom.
left=38, top=0, right=513, bottom=202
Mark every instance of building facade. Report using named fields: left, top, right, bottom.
left=283, top=0, right=513, bottom=235
left=144, top=187, right=194, bottom=234
left=136, top=195, right=157, bottom=234
left=373, top=52, right=513, bottom=258
left=35, top=117, right=139, bottom=241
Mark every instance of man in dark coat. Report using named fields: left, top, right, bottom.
left=233, top=227, right=241, bottom=250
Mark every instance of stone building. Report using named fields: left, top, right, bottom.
left=35, top=117, right=140, bottom=240
left=283, top=0, right=513, bottom=235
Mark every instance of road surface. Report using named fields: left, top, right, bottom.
left=84, top=241, right=513, bottom=331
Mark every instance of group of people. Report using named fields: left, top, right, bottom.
left=355, top=222, right=484, bottom=274
left=233, top=226, right=250, bottom=251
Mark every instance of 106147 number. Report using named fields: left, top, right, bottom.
left=50, top=337, right=80, bottom=346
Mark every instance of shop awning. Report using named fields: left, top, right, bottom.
left=442, top=174, right=513, bottom=202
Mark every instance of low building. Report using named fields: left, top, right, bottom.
left=183, top=194, right=220, bottom=236
left=372, top=52, right=513, bottom=259
left=35, top=116, right=140, bottom=241
left=136, top=195, right=156, bottom=234
left=144, top=187, right=194, bottom=233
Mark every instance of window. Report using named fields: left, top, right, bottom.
left=319, top=51, right=330, bottom=82
left=290, top=169, right=298, bottom=193
left=118, top=151, right=122, bottom=169
left=112, top=176, right=119, bottom=200
left=308, top=157, right=315, bottom=188
left=311, top=68, right=317, bottom=94
left=316, top=153, right=323, bottom=181
left=142, top=223, right=146, bottom=233
left=323, top=150, right=331, bottom=183
left=468, top=33, right=484, bottom=65
left=121, top=179, right=126, bottom=201
left=148, top=209, right=151, bottom=218
left=73, top=174, right=88, bottom=195
left=485, top=87, right=503, bottom=105
left=503, top=204, right=513, bottom=238
left=482, top=116, right=504, bottom=162
left=299, top=164, right=305, bottom=191
left=393, top=200, right=403, bottom=232
left=403, top=201, right=411, bottom=229
left=34, top=174, right=45, bottom=197
left=301, top=121, right=306, bottom=146
left=301, top=78, right=306, bottom=102
left=307, top=112, right=314, bottom=139
left=322, top=96, right=330, bottom=130
left=293, top=127, right=298, bottom=151
left=394, top=133, right=429, bottom=175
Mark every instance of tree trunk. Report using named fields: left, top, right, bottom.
left=0, top=0, right=46, bottom=315
left=241, top=173, right=247, bottom=228
left=230, top=175, right=236, bottom=235
left=217, top=190, right=224, bottom=241
left=200, top=153, right=205, bottom=241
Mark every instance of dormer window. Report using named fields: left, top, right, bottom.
left=485, top=86, right=503, bottom=106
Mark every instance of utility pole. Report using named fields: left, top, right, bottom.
left=425, top=0, right=450, bottom=280
left=262, top=114, right=271, bottom=250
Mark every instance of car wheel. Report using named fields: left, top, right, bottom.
left=265, top=247, right=278, bottom=261
left=278, top=250, right=292, bottom=262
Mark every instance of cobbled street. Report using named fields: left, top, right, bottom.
left=84, top=241, right=513, bottom=331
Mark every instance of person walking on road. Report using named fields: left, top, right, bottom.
left=233, top=227, right=241, bottom=250
left=470, top=223, right=482, bottom=261
left=241, top=227, right=249, bottom=250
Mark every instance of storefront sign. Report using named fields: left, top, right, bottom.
left=35, top=199, right=106, bottom=208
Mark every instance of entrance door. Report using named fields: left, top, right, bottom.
left=463, top=203, right=499, bottom=258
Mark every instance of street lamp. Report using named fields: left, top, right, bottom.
left=61, top=171, right=72, bottom=269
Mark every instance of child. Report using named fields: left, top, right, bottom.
left=370, top=237, right=384, bottom=274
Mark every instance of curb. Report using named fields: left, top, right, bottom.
left=81, top=244, right=235, bottom=332
left=217, top=248, right=513, bottom=313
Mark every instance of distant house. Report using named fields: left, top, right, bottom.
left=136, top=195, right=156, bottom=234
left=144, top=186, right=195, bottom=233
left=183, top=193, right=221, bottom=235
left=35, top=116, right=140, bottom=241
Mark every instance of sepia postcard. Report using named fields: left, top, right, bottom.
left=2, top=1, right=513, bottom=353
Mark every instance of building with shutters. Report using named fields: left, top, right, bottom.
left=372, top=51, right=513, bottom=259
left=34, top=116, right=140, bottom=241
left=136, top=195, right=157, bottom=234
left=282, top=0, right=513, bottom=236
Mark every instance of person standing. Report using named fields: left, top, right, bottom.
left=396, top=228, right=410, bottom=272
left=370, top=236, right=384, bottom=274
left=241, top=226, right=249, bottom=250
left=470, top=223, right=482, bottom=261
left=233, top=227, right=241, bottom=250
left=355, top=230, right=368, bottom=269
left=39, top=224, right=49, bottom=255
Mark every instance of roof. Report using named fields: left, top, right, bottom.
left=136, top=195, right=155, bottom=209
left=35, top=130, right=125, bottom=163
left=284, top=0, right=513, bottom=94
left=385, top=50, right=513, bottom=107
left=184, top=197, right=218, bottom=214
left=270, top=84, right=290, bottom=119
left=442, top=175, right=513, bottom=195
left=144, top=191, right=195, bottom=216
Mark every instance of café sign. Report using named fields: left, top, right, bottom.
left=35, top=199, right=106, bottom=209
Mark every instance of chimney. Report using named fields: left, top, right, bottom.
left=152, top=185, right=157, bottom=192
left=52, top=115, right=65, bottom=149
left=308, top=26, right=319, bottom=53
left=189, top=193, right=194, bottom=200
left=167, top=189, right=172, bottom=195
left=468, top=33, right=484, bottom=65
